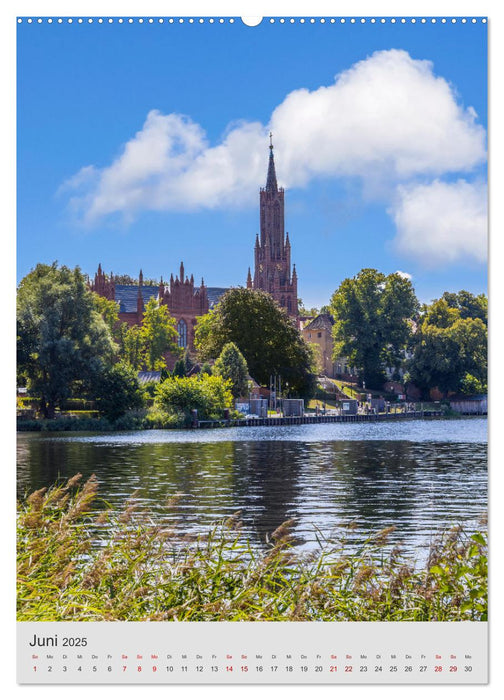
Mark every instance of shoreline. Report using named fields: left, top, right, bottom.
left=16, top=410, right=487, bottom=433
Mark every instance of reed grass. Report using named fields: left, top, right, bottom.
left=17, top=475, right=487, bottom=622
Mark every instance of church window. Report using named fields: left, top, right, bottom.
left=177, top=319, right=188, bottom=348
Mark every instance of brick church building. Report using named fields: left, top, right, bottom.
left=91, top=136, right=300, bottom=354
left=91, top=262, right=213, bottom=353
left=247, top=135, right=298, bottom=319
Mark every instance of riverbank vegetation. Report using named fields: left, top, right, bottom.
left=17, top=263, right=487, bottom=429
left=195, top=287, right=317, bottom=399
left=17, top=475, right=487, bottom=622
left=18, top=371, right=235, bottom=431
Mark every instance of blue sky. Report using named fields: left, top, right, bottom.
left=17, top=17, right=487, bottom=308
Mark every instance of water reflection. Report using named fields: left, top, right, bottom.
left=17, top=422, right=487, bottom=560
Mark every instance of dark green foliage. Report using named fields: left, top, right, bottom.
left=183, top=348, right=194, bottom=374
left=330, top=269, right=419, bottom=388
left=195, top=288, right=316, bottom=399
left=172, top=359, right=186, bottom=378
left=408, top=294, right=487, bottom=396
left=17, top=263, right=116, bottom=418
left=213, top=342, right=249, bottom=398
left=94, top=363, right=145, bottom=421
left=441, top=290, right=487, bottom=325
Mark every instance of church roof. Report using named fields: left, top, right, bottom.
left=115, top=284, right=158, bottom=313
left=137, top=371, right=162, bottom=384
left=304, top=313, right=335, bottom=331
left=207, top=287, right=229, bottom=308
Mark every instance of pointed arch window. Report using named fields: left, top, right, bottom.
left=177, top=319, right=188, bottom=348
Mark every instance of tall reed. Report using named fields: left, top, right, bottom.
left=17, top=476, right=487, bottom=622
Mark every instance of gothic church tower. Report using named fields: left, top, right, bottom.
left=247, top=135, right=298, bottom=319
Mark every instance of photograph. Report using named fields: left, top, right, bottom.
left=16, top=13, right=487, bottom=672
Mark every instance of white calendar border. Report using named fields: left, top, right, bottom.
left=4, top=0, right=501, bottom=698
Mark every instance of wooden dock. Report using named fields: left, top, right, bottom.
left=196, top=410, right=443, bottom=429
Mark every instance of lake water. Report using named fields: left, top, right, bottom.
left=17, top=418, right=487, bottom=562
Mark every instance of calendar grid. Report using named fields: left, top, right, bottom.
left=17, top=621, right=488, bottom=684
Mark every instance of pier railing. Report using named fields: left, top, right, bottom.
left=196, top=410, right=443, bottom=429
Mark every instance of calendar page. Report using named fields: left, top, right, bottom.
left=16, top=9, right=488, bottom=686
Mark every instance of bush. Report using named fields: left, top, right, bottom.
left=143, top=407, right=186, bottom=429
left=155, top=374, right=233, bottom=420
left=60, top=398, right=95, bottom=410
left=112, top=409, right=148, bottom=430
left=213, top=342, right=249, bottom=398
left=94, top=363, right=145, bottom=421
left=172, top=359, right=186, bottom=378
left=16, top=416, right=112, bottom=432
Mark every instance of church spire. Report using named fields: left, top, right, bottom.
left=265, top=132, right=278, bottom=193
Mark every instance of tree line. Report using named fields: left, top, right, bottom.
left=328, top=268, right=487, bottom=397
left=16, top=263, right=316, bottom=422
left=17, top=262, right=487, bottom=422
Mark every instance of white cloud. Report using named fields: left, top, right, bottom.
left=271, top=49, right=485, bottom=186
left=390, top=180, right=487, bottom=265
left=395, top=270, right=413, bottom=280
left=62, top=49, right=486, bottom=227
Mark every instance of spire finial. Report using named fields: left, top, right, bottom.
left=265, top=134, right=278, bottom=192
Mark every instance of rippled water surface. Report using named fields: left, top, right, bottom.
left=17, top=418, right=487, bottom=560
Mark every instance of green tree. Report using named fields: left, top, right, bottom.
left=330, top=269, right=418, bottom=388
left=408, top=297, right=487, bottom=396
left=92, top=293, right=120, bottom=339
left=94, top=363, right=145, bottom=421
left=213, top=342, right=249, bottom=398
left=200, top=362, right=212, bottom=376
left=112, top=274, right=159, bottom=286
left=17, top=263, right=116, bottom=418
left=120, top=324, right=144, bottom=370
left=183, top=348, right=194, bottom=375
left=140, top=297, right=180, bottom=370
left=172, top=359, right=186, bottom=378
left=155, top=374, right=233, bottom=420
left=441, top=290, right=488, bottom=325
left=194, top=288, right=316, bottom=398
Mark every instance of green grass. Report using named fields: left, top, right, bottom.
left=17, top=476, right=487, bottom=622
left=307, top=399, right=338, bottom=410
left=331, top=379, right=361, bottom=399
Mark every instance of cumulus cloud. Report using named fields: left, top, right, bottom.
left=395, top=270, right=413, bottom=280
left=62, top=49, right=486, bottom=230
left=390, top=180, right=487, bottom=265
left=270, top=49, right=485, bottom=185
